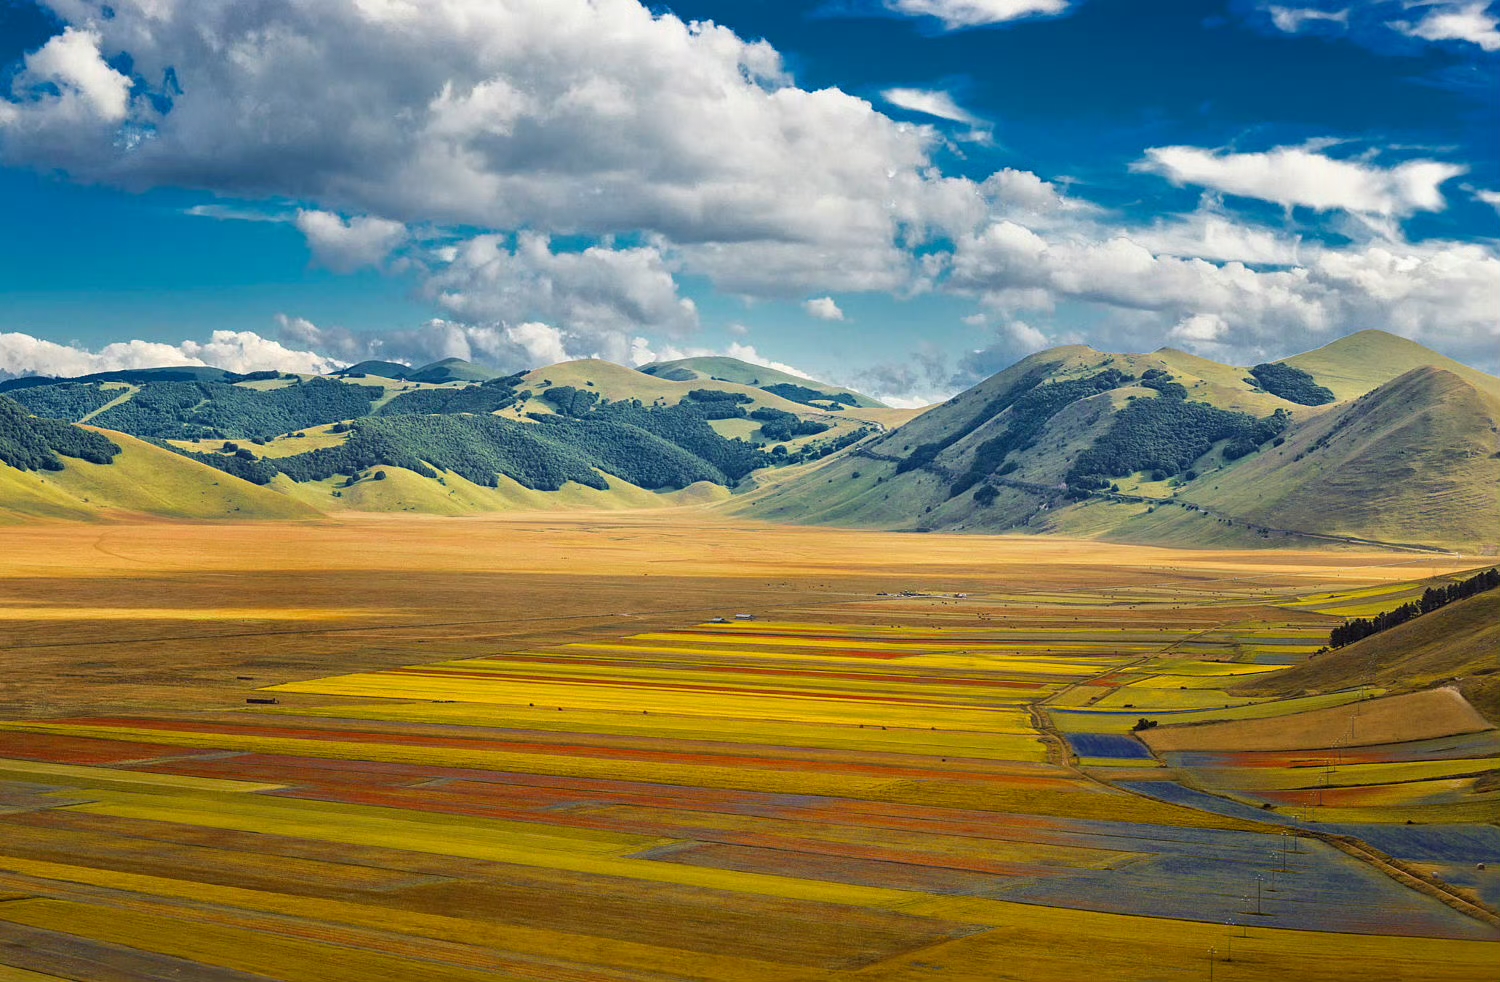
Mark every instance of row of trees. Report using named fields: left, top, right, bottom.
left=760, top=382, right=859, bottom=407
left=1329, top=567, right=1500, bottom=648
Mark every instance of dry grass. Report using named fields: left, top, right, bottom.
left=1142, top=688, right=1494, bottom=753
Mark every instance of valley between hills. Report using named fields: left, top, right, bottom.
left=1, top=328, right=1496, bottom=555
left=1, top=330, right=1498, bottom=980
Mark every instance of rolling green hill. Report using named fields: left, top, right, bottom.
left=639, top=356, right=886, bottom=408
left=1233, top=588, right=1500, bottom=723
left=3, top=332, right=1495, bottom=538
left=1177, top=366, right=1500, bottom=551
left=1280, top=330, right=1500, bottom=402
left=736, top=335, right=1500, bottom=553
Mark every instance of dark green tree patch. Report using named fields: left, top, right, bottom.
left=8, top=383, right=117, bottom=422
left=949, top=368, right=1133, bottom=495
left=0, top=395, right=121, bottom=472
left=1067, top=396, right=1284, bottom=489
left=1248, top=363, right=1336, bottom=406
left=759, top=382, right=859, bottom=407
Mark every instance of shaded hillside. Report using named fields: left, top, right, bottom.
left=738, top=336, right=1500, bottom=552
left=1233, top=591, right=1500, bottom=724
left=1181, top=367, right=1500, bottom=552
left=734, top=345, right=1302, bottom=535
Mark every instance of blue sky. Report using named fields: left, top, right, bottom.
left=0, top=0, right=1496, bottom=404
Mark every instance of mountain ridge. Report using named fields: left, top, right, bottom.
left=0, top=330, right=1494, bottom=552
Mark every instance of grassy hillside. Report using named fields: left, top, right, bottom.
left=523, top=358, right=903, bottom=441
left=1281, top=330, right=1499, bottom=402
left=738, top=336, right=1500, bottom=551
left=1233, top=590, right=1500, bottom=723
left=1181, top=367, right=1500, bottom=552
left=640, top=355, right=887, bottom=408
left=0, top=431, right=318, bottom=522
left=405, top=357, right=498, bottom=384
left=280, top=465, right=728, bottom=516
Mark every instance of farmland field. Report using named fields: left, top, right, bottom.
left=0, top=514, right=1496, bottom=980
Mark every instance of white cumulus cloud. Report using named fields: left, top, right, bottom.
left=1137, top=144, right=1466, bottom=217
left=423, top=232, right=698, bottom=364
left=1389, top=1, right=1500, bottom=51
left=0, top=330, right=342, bottom=379
left=803, top=297, right=847, bottom=321
left=294, top=211, right=408, bottom=273
left=0, top=0, right=980, bottom=304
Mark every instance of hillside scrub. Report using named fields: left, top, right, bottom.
left=376, top=374, right=524, bottom=416
left=0, top=396, right=121, bottom=472
left=1248, top=362, right=1336, bottom=406
left=90, top=378, right=380, bottom=440
left=541, top=385, right=601, bottom=416
left=760, top=382, right=858, bottom=407
left=1066, top=390, right=1287, bottom=489
left=949, top=368, right=1133, bottom=496
left=750, top=407, right=830, bottom=442
left=8, top=382, right=118, bottom=422
left=897, top=362, right=1063, bottom=476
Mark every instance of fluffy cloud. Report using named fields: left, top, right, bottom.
left=1389, top=2, right=1500, bottom=51
left=294, top=211, right=408, bottom=273
left=884, top=0, right=1072, bottom=30
left=952, top=320, right=1052, bottom=387
left=1137, top=144, right=1466, bottom=217
left=422, top=232, right=698, bottom=363
left=0, top=330, right=342, bottom=379
left=275, top=313, right=582, bottom=373
left=0, top=27, right=134, bottom=165
left=0, top=0, right=974, bottom=304
left=845, top=345, right=954, bottom=407
left=803, top=297, right=846, bottom=321
left=1126, top=208, right=1302, bottom=265
left=945, top=217, right=1500, bottom=370
left=1474, top=188, right=1500, bottom=214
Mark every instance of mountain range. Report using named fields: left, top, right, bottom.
left=1, top=332, right=1495, bottom=554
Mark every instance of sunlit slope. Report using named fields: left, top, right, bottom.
left=277, top=465, right=728, bottom=516
left=1281, top=330, right=1500, bottom=402
left=741, top=337, right=1499, bottom=550
left=1234, top=591, right=1500, bottom=723
left=0, top=431, right=319, bottom=522
left=523, top=358, right=914, bottom=430
left=641, top=355, right=888, bottom=408
left=731, top=343, right=1300, bottom=532
left=1182, top=367, right=1500, bottom=552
